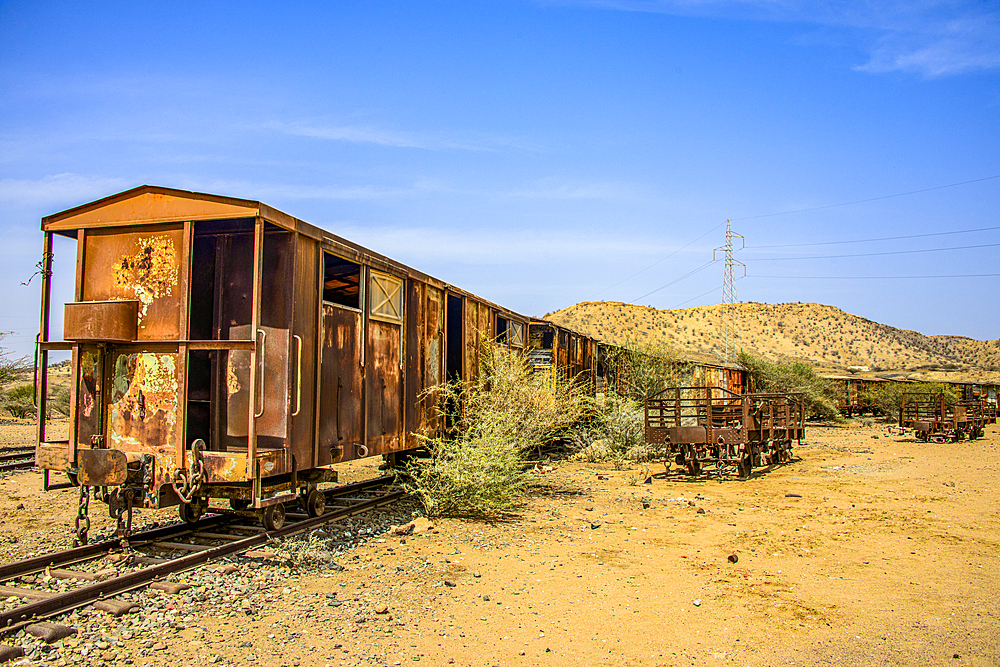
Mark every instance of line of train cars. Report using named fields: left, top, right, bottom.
left=29, top=186, right=999, bottom=533
left=824, top=375, right=999, bottom=440
left=31, top=186, right=599, bottom=537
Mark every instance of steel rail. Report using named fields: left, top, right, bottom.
left=0, top=448, right=36, bottom=464
left=0, top=476, right=401, bottom=635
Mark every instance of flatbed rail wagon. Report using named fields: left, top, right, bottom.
left=899, top=393, right=986, bottom=441
left=644, top=386, right=804, bottom=478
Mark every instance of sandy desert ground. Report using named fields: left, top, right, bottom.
left=0, top=418, right=997, bottom=666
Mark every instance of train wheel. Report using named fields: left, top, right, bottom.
left=229, top=498, right=250, bottom=511
left=685, top=447, right=701, bottom=476
left=262, top=503, right=286, bottom=531
left=305, top=489, right=326, bottom=518
left=737, top=453, right=752, bottom=479
left=179, top=500, right=203, bottom=524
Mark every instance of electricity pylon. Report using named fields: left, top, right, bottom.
left=713, top=219, right=745, bottom=364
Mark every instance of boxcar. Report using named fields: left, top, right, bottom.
left=32, top=186, right=597, bottom=537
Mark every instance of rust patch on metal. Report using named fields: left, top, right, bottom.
left=107, top=351, right=179, bottom=451
left=112, top=235, right=179, bottom=322
left=77, top=449, right=128, bottom=486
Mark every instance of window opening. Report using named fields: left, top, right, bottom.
left=323, top=253, right=362, bottom=309
left=496, top=316, right=509, bottom=345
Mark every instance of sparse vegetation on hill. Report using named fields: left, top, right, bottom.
left=546, top=301, right=1000, bottom=382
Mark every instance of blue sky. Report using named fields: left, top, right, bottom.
left=1, top=0, right=998, bottom=358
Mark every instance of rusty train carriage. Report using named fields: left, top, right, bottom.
left=899, top=393, right=987, bottom=442
left=33, top=186, right=595, bottom=535
left=644, top=386, right=804, bottom=478
left=527, top=320, right=598, bottom=389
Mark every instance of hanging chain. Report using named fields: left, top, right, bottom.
left=74, top=484, right=91, bottom=546
left=171, top=439, right=206, bottom=504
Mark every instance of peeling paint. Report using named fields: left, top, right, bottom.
left=112, top=235, right=179, bottom=322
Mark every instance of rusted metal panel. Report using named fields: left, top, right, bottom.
left=64, top=300, right=139, bottom=342
left=77, top=449, right=128, bottom=486
left=465, top=299, right=480, bottom=380
left=320, top=304, right=363, bottom=463
left=227, top=325, right=289, bottom=439
left=42, top=187, right=262, bottom=232
left=422, top=286, right=445, bottom=434
left=365, top=319, right=402, bottom=456
left=35, top=443, right=73, bottom=472
left=107, top=350, right=180, bottom=450
left=404, top=279, right=422, bottom=445
left=106, top=348, right=182, bottom=500
left=75, top=347, right=104, bottom=449
left=290, top=235, right=319, bottom=470
left=81, top=227, right=184, bottom=340
left=201, top=451, right=248, bottom=481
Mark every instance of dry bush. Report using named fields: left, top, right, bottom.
left=402, top=342, right=591, bottom=519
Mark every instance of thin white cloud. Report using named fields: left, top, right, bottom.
left=265, top=120, right=534, bottom=153
left=551, top=0, right=1000, bottom=77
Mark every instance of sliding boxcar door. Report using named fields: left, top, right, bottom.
left=319, top=254, right=364, bottom=463
left=289, top=235, right=319, bottom=470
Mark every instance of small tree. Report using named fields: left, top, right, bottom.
left=865, top=381, right=958, bottom=417
left=737, top=351, right=842, bottom=420
left=0, top=332, right=29, bottom=386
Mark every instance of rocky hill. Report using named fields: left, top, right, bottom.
left=545, top=301, right=1000, bottom=383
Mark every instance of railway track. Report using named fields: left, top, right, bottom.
left=0, top=446, right=36, bottom=474
left=0, top=475, right=404, bottom=636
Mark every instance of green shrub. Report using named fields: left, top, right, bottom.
left=2, top=384, right=36, bottom=419
left=402, top=343, right=590, bottom=518
left=737, top=352, right=842, bottom=420
left=48, top=385, right=71, bottom=418
left=864, top=381, right=958, bottom=416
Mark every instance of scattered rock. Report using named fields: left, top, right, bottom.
left=642, top=502, right=650, bottom=509
left=728, top=554, right=739, bottom=564
left=785, top=493, right=802, bottom=498
left=693, top=599, right=702, bottom=607
left=643, top=476, right=652, bottom=485
left=482, top=595, right=490, bottom=602
left=374, top=604, right=389, bottom=614
left=444, top=580, right=457, bottom=587
left=696, top=508, right=706, bottom=514
left=590, top=522, right=601, bottom=530
left=152, top=642, right=166, bottom=651
left=473, top=571, right=481, bottom=578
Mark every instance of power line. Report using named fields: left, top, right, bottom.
left=630, top=259, right=716, bottom=303
left=749, top=224, right=1000, bottom=249
left=591, top=221, right=726, bottom=299
left=745, top=241, right=1000, bottom=262
left=671, top=285, right=721, bottom=309
left=749, top=273, right=1000, bottom=279
left=732, top=174, right=1000, bottom=222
